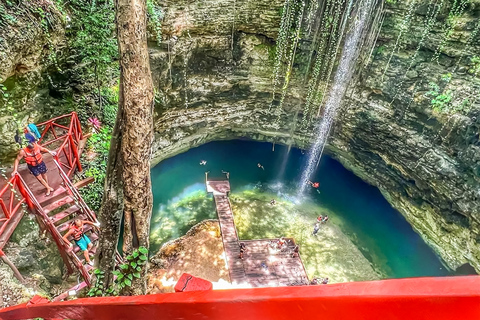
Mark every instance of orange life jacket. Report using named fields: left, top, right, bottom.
left=23, top=144, right=43, bottom=166
left=70, top=224, right=84, bottom=241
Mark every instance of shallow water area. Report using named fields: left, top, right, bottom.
left=150, top=140, right=454, bottom=282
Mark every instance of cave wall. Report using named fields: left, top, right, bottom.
left=0, top=1, right=67, bottom=162
left=150, top=0, right=480, bottom=272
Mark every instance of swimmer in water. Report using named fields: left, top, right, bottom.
left=257, top=163, right=265, bottom=170
left=200, top=160, right=207, bottom=165
left=307, top=180, right=320, bottom=188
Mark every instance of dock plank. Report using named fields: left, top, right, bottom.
left=207, top=179, right=308, bottom=287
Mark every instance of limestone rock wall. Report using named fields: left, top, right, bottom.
left=151, top=0, right=480, bottom=272
left=0, top=0, right=66, bottom=162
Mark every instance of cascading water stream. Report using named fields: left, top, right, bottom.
left=298, top=0, right=376, bottom=196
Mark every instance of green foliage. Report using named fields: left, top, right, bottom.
left=425, top=80, right=473, bottom=114
left=101, top=86, right=119, bottom=127
left=0, top=83, right=14, bottom=116
left=66, top=0, right=118, bottom=122
left=79, top=127, right=112, bottom=211
left=68, top=0, right=118, bottom=79
left=146, top=0, right=163, bottom=46
left=386, top=0, right=397, bottom=3
left=469, top=56, right=480, bottom=75
left=87, top=247, right=149, bottom=297
left=431, top=90, right=453, bottom=112
left=374, top=45, right=386, bottom=56
left=441, top=73, right=452, bottom=83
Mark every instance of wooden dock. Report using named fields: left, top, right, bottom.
left=207, top=179, right=309, bottom=287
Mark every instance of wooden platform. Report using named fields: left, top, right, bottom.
left=207, top=179, right=308, bottom=287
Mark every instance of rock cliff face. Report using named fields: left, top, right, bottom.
left=1, top=0, right=479, bottom=273
left=150, top=0, right=480, bottom=272
left=0, top=0, right=66, bottom=161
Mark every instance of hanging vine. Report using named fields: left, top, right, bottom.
left=316, top=0, right=351, bottom=116
left=273, top=0, right=306, bottom=128
left=300, top=0, right=350, bottom=130
left=270, top=0, right=297, bottom=109
left=300, top=0, right=334, bottom=128
left=431, top=0, right=470, bottom=63
left=304, top=0, right=319, bottom=36
left=389, top=0, right=445, bottom=107
left=381, top=0, right=417, bottom=82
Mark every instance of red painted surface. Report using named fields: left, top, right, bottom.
left=26, top=295, right=50, bottom=306
left=1, top=276, right=479, bottom=320
left=174, top=273, right=213, bottom=292
left=0, top=112, right=99, bottom=286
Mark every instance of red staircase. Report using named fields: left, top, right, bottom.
left=0, top=112, right=99, bottom=286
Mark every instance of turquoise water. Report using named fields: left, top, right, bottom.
left=150, top=140, right=461, bottom=279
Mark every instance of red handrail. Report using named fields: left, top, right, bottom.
left=53, top=158, right=98, bottom=224
left=1, top=276, right=480, bottom=320
left=0, top=176, right=29, bottom=241
left=15, top=173, right=92, bottom=285
left=37, top=112, right=84, bottom=176
left=0, top=112, right=84, bottom=233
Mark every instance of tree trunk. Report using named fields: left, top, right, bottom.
left=95, top=0, right=154, bottom=295
left=95, top=89, right=124, bottom=289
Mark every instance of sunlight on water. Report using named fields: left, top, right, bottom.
left=299, top=0, right=376, bottom=195
left=151, top=140, right=458, bottom=280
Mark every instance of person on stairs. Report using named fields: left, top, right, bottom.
left=63, top=219, right=100, bottom=266
left=12, top=140, right=56, bottom=196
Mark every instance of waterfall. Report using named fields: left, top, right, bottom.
left=298, top=0, right=376, bottom=195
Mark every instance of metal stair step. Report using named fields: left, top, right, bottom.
left=43, top=195, right=74, bottom=215
left=50, top=205, right=81, bottom=225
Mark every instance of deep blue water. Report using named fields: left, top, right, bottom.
left=150, top=140, right=463, bottom=279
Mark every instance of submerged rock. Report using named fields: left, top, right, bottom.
left=148, top=220, right=230, bottom=293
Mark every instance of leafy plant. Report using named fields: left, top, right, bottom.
left=87, top=247, right=149, bottom=297
left=469, top=56, right=480, bottom=75
left=431, top=90, right=453, bottom=112
left=79, top=127, right=112, bottom=211
left=113, top=246, right=149, bottom=290
left=146, top=0, right=163, bottom=46
left=441, top=73, right=452, bottom=83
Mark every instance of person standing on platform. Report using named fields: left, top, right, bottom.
left=12, top=141, right=56, bottom=196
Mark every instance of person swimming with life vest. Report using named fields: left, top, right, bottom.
left=62, top=219, right=100, bottom=266
left=12, top=141, right=57, bottom=196
left=307, top=180, right=320, bottom=188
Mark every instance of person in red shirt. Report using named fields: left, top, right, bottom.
left=12, top=142, right=56, bottom=196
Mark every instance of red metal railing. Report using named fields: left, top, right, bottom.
left=1, top=276, right=479, bottom=320
left=14, top=166, right=95, bottom=286
left=53, top=159, right=97, bottom=224
left=37, top=112, right=84, bottom=177
left=0, top=112, right=84, bottom=237
left=0, top=175, right=33, bottom=242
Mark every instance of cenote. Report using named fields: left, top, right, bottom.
left=150, top=140, right=457, bottom=282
